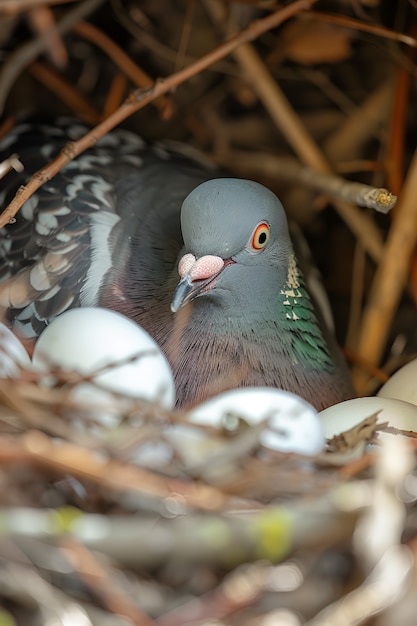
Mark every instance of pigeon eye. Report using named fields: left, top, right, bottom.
left=249, top=222, right=270, bottom=251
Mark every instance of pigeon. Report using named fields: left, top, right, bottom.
left=0, top=120, right=354, bottom=410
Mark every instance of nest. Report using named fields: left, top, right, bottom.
left=1, top=367, right=416, bottom=626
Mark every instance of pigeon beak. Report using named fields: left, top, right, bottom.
left=171, top=254, right=235, bottom=313
left=171, top=273, right=219, bottom=313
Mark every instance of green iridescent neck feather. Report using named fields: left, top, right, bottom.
left=279, top=254, right=334, bottom=373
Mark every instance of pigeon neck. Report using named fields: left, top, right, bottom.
left=276, top=253, right=335, bottom=373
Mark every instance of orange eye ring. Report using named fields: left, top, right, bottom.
left=250, top=222, right=270, bottom=251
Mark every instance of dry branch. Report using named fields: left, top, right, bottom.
left=29, top=60, right=101, bottom=124
left=203, top=0, right=387, bottom=264
left=73, top=20, right=172, bottom=115
left=0, top=0, right=106, bottom=114
left=0, top=430, right=228, bottom=511
left=306, top=10, right=417, bottom=49
left=221, top=151, right=396, bottom=212
left=0, top=154, right=23, bottom=178
left=0, top=485, right=358, bottom=569
left=354, top=147, right=417, bottom=391
left=0, top=0, right=78, bottom=13
left=0, top=0, right=316, bottom=228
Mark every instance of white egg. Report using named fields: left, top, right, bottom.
left=188, top=387, right=324, bottom=455
left=377, top=359, right=417, bottom=406
left=0, top=323, right=31, bottom=377
left=319, top=396, right=417, bottom=439
left=32, top=307, right=175, bottom=409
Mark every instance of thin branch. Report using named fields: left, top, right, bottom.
left=346, top=243, right=366, bottom=351
left=0, top=0, right=79, bottom=14
left=306, top=10, right=417, bottom=49
left=0, top=0, right=106, bottom=115
left=324, top=80, right=393, bottom=163
left=343, top=347, right=389, bottom=384
left=204, top=0, right=329, bottom=173
left=102, top=72, right=128, bottom=117
left=158, top=562, right=271, bottom=626
left=60, top=538, right=158, bottom=626
left=175, top=0, right=196, bottom=72
left=27, top=5, right=68, bottom=68
left=29, top=60, right=101, bottom=124
left=203, top=0, right=387, bottom=264
left=221, top=152, right=396, bottom=213
left=353, top=147, right=417, bottom=392
left=0, top=154, right=24, bottom=179
left=0, top=487, right=358, bottom=569
left=386, top=66, right=410, bottom=197
left=73, top=20, right=172, bottom=115
left=0, top=0, right=316, bottom=228
left=0, top=430, right=228, bottom=511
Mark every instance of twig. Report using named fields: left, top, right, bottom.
left=73, top=20, right=172, bottom=116
left=309, top=436, right=414, bottom=625
left=203, top=0, right=387, bottom=264
left=158, top=561, right=271, bottom=626
left=0, top=0, right=105, bottom=115
left=343, top=348, right=389, bottom=384
left=111, top=0, right=189, bottom=68
left=102, top=72, right=128, bottom=117
left=0, top=154, right=24, bottom=179
left=0, top=116, right=18, bottom=141
left=27, top=5, right=68, bottom=68
left=300, top=67, right=356, bottom=116
left=0, top=430, right=229, bottom=511
left=0, top=0, right=78, bottom=13
left=306, top=546, right=412, bottom=626
left=60, top=538, right=157, bottom=626
left=353, top=147, right=417, bottom=392
left=0, top=0, right=315, bottom=228
left=221, top=152, right=396, bottom=213
left=386, top=66, right=410, bottom=198
left=307, top=176, right=395, bottom=214
left=306, top=10, right=417, bottom=49
left=0, top=556, right=93, bottom=624
left=335, top=160, right=387, bottom=175
left=339, top=451, right=374, bottom=480
left=0, top=378, right=101, bottom=444
left=29, top=60, right=101, bottom=124
left=354, top=435, right=412, bottom=568
left=204, top=0, right=328, bottom=173
left=175, top=0, right=196, bottom=72
left=346, top=244, right=366, bottom=351
left=0, top=488, right=358, bottom=569
left=324, top=80, right=393, bottom=163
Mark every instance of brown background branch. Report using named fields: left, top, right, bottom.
left=0, top=0, right=315, bottom=227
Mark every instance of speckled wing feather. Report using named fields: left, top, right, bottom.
left=0, top=120, right=210, bottom=336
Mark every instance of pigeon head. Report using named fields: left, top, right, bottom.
left=171, top=178, right=293, bottom=315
